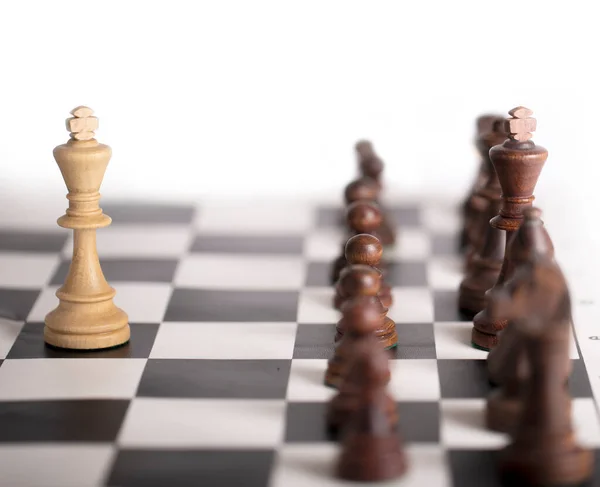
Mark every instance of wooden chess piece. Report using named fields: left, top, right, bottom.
left=463, top=117, right=507, bottom=271
left=457, top=197, right=505, bottom=317
left=324, top=296, right=389, bottom=388
left=471, top=107, right=547, bottom=350
left=327, top=336, right=398, bottom=434
left=334, top=254, right=397, bottom=349
left=44, top=107, right=130, bottom=350
left=495, top=260, right=593, bottom=486
left=330, top=200, right=385, bottom=284
left=344, top=178, right=395, bottom=245
left=487, top=207, right=556, bottom=386
left=460, top=114, right=504, bottom=250
left=355, top=139, right=376, bottom=163
left=334, top=234, right=392, bottom=309
left=333, top=264, right=381, bottom=310
left=335, top=375, right=407, bottom=482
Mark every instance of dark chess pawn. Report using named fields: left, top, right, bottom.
left=355, top=139, right=375, bottom=163
left=333, top=264, right=381, bottom=310
left=325, top=296, right=396, bottom=388
left=335, top=374, right=407, bottom=482
left=493, top=259, right=593, bottom=486
left=334, top=233, right=392, bottom=309
left=344, top=177, right=395, bottom=246
left=330, top=200, right=385, bottom=284
left=326, top=335, right=398, bottom=435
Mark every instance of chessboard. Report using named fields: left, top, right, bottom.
left=0, top=198, right=599, bottom=487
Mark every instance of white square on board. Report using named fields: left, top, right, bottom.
left=388, top=288, right=434, bottom=323
left=297, top=288, right=340, bottom=324
left=118, top=398, right=286, bottom=448
left=386, top=228, right=432, bottom=261
left=62, top=225, right=193, bottom=258
left=303, top=228, right=344, bottom=261
left=440, top=399, right=509, bottom=449
left=175, top=254, right=305, bottom=290
left=27, top=282, right=172, bottom=323
left=427, top=256, right=463, bottom=290
left=0, top=253, right=60, bottom=288
left=433, top=322, right=488, bottom=360
left=0, top=318, right=24, bottom=359
left=269, top=444, right=450, bottom=487
left=195, top=202, right=314, bottom=234
left=422, top=205, right=461, bottom=235
left=573, top=398, right=600, bottom=447
left=0, top=358, right=146, bottom=400
left=388, top=359, right=441, bottom=401
left=0, top=445, right=114, bottom=487
left=286, top=359, right=336, bottom=402
left=150, top=321, right=298, bottom=359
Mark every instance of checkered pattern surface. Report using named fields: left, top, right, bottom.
left=0, top=200, right=598, bottom=487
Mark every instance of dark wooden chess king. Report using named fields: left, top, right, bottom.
left=471, top=107, right=548, bottom=351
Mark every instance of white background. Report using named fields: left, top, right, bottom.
left=0, top=0, right=598, bottom=211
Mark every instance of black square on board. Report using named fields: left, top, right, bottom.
left=0, top=230, right=68, bottom=252
left=438, top=359, right=493, bottom=398
left=164, top=289, right=299, bottom=322
left=293, top=324, right=336, bottom=359
left=284, top=401, right=439, bottom=443
left=305, top=262, right=332, bottom=287
left=0, top=400, right=129, bottom=442
left=6, top=322, right=159, bottom=359
left=434, top=290, right=472, bottom=322
left=101, top=202, right=196, bottom=224
left=570, top=358, right=594, bottom=398
left=388, top=206, right=421, bottom=227
left=389, top=322, right=436, bottom=359
left=431, top=234, right=460, bottom=256
left=137, top=359, right=292, bottom=399
left=0, top=289, right=40, bottom=321
left=448, top=450, right=503, bottom=487
left=191, top=235, right=304, bottom=254
left=386, top=262, right=428, bottom=287
left=108, top=449, right=274, bottom=487
left=316, top=207, right=343, bottom=227
left=50, top=259, right=179, bottom=284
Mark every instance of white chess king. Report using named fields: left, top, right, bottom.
left=44, top=106, right=130, bottom=350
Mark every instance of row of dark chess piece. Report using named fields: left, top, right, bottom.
left=320, top=141, right=408, bottom=482
left=459, top=109, right=594, bottom=485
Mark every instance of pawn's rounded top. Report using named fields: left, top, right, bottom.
left=355, top=140, right=374, bottom=159
left=66, top=105, right=98, bottom=141
left=338, top=264, right=381, bottom=297
left=345, top=233, right=383, bottom=265
left=340, top=295, right=385, bottom=335
left=511, top=205, right=553, bottom=264
left=346, top=200, right=382, bottom=233
left=346, top=338, right=390, bottom=387
left=344, top=177, right=379, bottom=204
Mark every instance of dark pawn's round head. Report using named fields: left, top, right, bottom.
left=346, top=200, right=382, bottom=233
left=344, top=177, right=379, bottom=205
left=338, top=264, right=381, bottom=298
left=340, top=295, right=384, bottom=335
left=346, top=339, right=390, bottom=387
left=345, top=233, right=383, bottom=266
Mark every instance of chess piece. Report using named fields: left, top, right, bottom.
left=463, top=117, right=507, bottom=270
left=344, top=178, right=395, bottom=245
left=355, top=139, right=375, bottom=163
left=44, top=107, right=130, bottom=350
left=354, top=140, right=384, bottom=188
left=494, top=259, right=593, bottom=486
left=457, top=197, right=505, bottom=317
left=460, top=114, right=504, bottom=250
left=333, top=264, right=381, bottom=310
left=330, top=200, right=385, bottom=284
left=335, top=373, right=408, bottom=481
left=334, top=234, right=392, bottom=309
left=471, top=107, right=547, bottom=350
left=327, top=336, right=398, bottom=434
left=487, top=207, right=556, bottom=385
